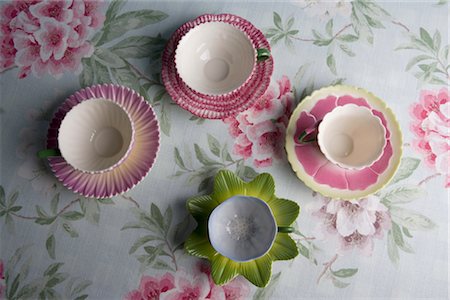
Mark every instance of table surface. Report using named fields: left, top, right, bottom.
left=0, top=1, right=448, bottom=299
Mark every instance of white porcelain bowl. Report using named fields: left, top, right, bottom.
left=208, top=195, right=277, bottom=262
left=175, top=22, right=256, bottom=95
left=58, top=98, right=134, bottom=173
left=318, top=104, right=386, bottom=170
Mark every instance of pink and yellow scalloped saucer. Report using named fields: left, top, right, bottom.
left=46, top=84, right=160, bottom=198
left=285, top=85, right=402, bottom=200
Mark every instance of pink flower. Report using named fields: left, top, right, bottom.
left=125, top=273, right=175, bottom=300
left=410, top=89, right=450, bottom=187
left=29, top=0, right=73, bottom=23
left=223, top=76, right=294, bottom=168
left=0, top=259, right=4, bottom=279
left=312, top=196, right=391, bottom=256
left=198, top=262, right=251, bottom=300
left=162, top=271, right=210, bottom=300
left=0, top=0, right=104, bottom=78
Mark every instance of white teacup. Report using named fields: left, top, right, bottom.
left=208, top=195, right=293, bottom=262
left=41, top=98, right=135, bottom=174
left=175, top=22, right=270, bottom=95
left=318, top=104, right=386, bottom=170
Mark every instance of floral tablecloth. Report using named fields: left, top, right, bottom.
left=0, top=0, right=448, bottom=299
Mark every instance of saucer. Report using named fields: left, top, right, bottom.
left=162, top=14, right=273, bottom=119
left=285, top=85, right=402, bottom=200
left=46, top=84, right=160, bottom=198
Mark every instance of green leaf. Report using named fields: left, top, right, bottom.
left=9, top=206, right=22, bottom=212
left=9, top=274, right=20, bottom=299
left=35, top=216, right=57, bottom=225
left=94, top=48, right=126, bottom=68
left=93, top=61, right=112, bottom=84
left=339, top=44, right=355, bottom=57
left=297, top=242, right=310, bottom=259
left=46, top=235, right=56, bottom=259
left=8, top=191, right=18, bottom=206
left=80, top=198, right=100, bottom=225
left=392, top=222, right=414, bottom=253
left=150, top=203, right=165, bottom=230
left=121, top=221, right=151, bottom=231
left=129, top=235, right=161, bottom=254
left=105, top=0, right=125, bottom=22
left=382, top=185, right=424, bottom=204
left=110, top=36, right=166, bottom=59
left=50, top=194, right=59, bottom=214
left=286, top=17, right=295, bottom=30
left=194, top=144, right=219, bottom=166
left=433, top=30, right=441, bottom=51
left=338, top=34, right=359, bottom=42
left=389, top=157, right=420, bottom=185
left=327, top=54, right=337, bottom=75
left=0, top=186, right=5, bottom=207
left=61, top=211, right=84, bottom=221
left=402, top=226, right=413, bottom=238
left=390, top=207, right=436, bottom=231
left=72, top=279, right=92, bottom=296
left=160, top=103, right=171, bottom=136
left=97, top=198, right=114, bottom=204
left=405, top=55, right=432, bottom=71
left=273, top=12, right=283, bottom=30
left=163, top=205, right=172, bottom=232
left=174, top=214, right=193, bottom=244
left=36, top=205, right=49, bottom=218
left=46, top=273, right=68, bottom=288
left=242, top=166, right=258, bottom=180
left=15, top=284, right=38, bottom=299
left=174, top=147, right=187, bottom=170
left=364, top=14, right=384, bottom=29
left=79, top=58, right=94, bottom=87
left=331, top=277, right=351, bottom=288
left=325, top=19, right=333, bottom=36
left=5, top=214, right=14, bottom=232
left=420, top=28, right=434, bottom=50
left=44, top=263, right=64, bottom=277
left=62, top=222, right=79, bottom=238
left=74, top=295, right=88, bottom=300
left=99, top=10, right=168, bottom=44
left=221, top=146, right=233, bottom=163
left=207, top=134, right=221, bottom=157
left=387, top=230, right=399, bottom=265
left=332, top=268, right=358, bottom=278
left=152, top=259, right=175, bottom=271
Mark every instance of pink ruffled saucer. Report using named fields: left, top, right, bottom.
left=161, top=14, right=273, bottom=119
left=285, top=85, right=402, bottom=200
left=46, top=84, right=160, bottom=198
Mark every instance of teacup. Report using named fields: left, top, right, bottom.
left=39, top=98, right=135, bottom=173
left=175, top=21, right=270, bottom=96
left=317, top=104, right=386, bottom=170
left=208, top=195, right=294, bottom=262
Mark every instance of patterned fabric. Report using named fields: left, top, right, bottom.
left=0, top=1, right=448, bottom=299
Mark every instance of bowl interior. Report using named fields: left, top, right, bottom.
left=318, top=104, right=386, bottom=169
left=58, top=98, right=133, bottom=173
left=208, top=195, right=277, bottom=262
left=175, top=22, right=255, bottom=95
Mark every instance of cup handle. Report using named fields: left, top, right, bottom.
left=297, top=127, right=318, bottom=144
left=278, top=226, right=295, bottom=233
left=257, top=48, right=271, bottom=62
left=37, top=149, right=61, bottom=158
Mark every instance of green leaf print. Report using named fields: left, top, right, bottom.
left=252, top=272, right=281, bottom=300
left=389, top=157, right=421, bottom=185
left=331, top=268, right=358, bottom=278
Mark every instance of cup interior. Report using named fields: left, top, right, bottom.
left=318, top=104, right=386, bottom=169
left=208, top=195, right=277, bottom=262
left=58, top=98, right=134, bottom=173
left=175, top=22, right=255, bottom=95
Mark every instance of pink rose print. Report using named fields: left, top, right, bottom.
left=162, top=270, right=210, bottom=300
left=125, top=273, right=175, bottom=300
left=312, top=196, right=391, bottom=256
left=198, top=262, right=251, bottom=300
left=410, top=88, right=450, bottom=188
left=223, top=76, right=294, bottom=168
left=0, top=0, right=103, bottom=77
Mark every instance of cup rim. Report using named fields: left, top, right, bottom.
left=207, top=195, right=277, bottom=262
left=57, top=98, right=136, bottom=174
left=317, top=104, right=387, bottom=170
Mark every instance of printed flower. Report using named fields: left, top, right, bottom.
left=312, top=196, right=391, bottom=256
left=294, top=0, right=352, bottom=19
left=198, top=262, right=251, bottom=300
left=185, top=170, right=299, bottom=287
left=0, top=0, right=104, bottom=78
left=223, top=76, right=294, bottom=168
left=410, top=88, right=450, bottom=188
left=162, top=271, right=210, bottom=300
left=0, top=259, right=4, bottom=299
left=125, top=273, right=175, bottom=300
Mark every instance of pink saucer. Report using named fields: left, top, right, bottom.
left=161, top=14, right=273, bottom=119
left=285, top=86, right=402, bottom=200
left=46, top=84, right=160, bottom=198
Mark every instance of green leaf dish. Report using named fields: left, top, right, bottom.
left=185, top=170, right=300, bottom=287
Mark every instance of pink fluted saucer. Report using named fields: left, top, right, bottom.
left=46, top=84, right=160, bottom=198
left=162, top=14, right=273, bottom=119
left=285, top=85, right=403, bottom=200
